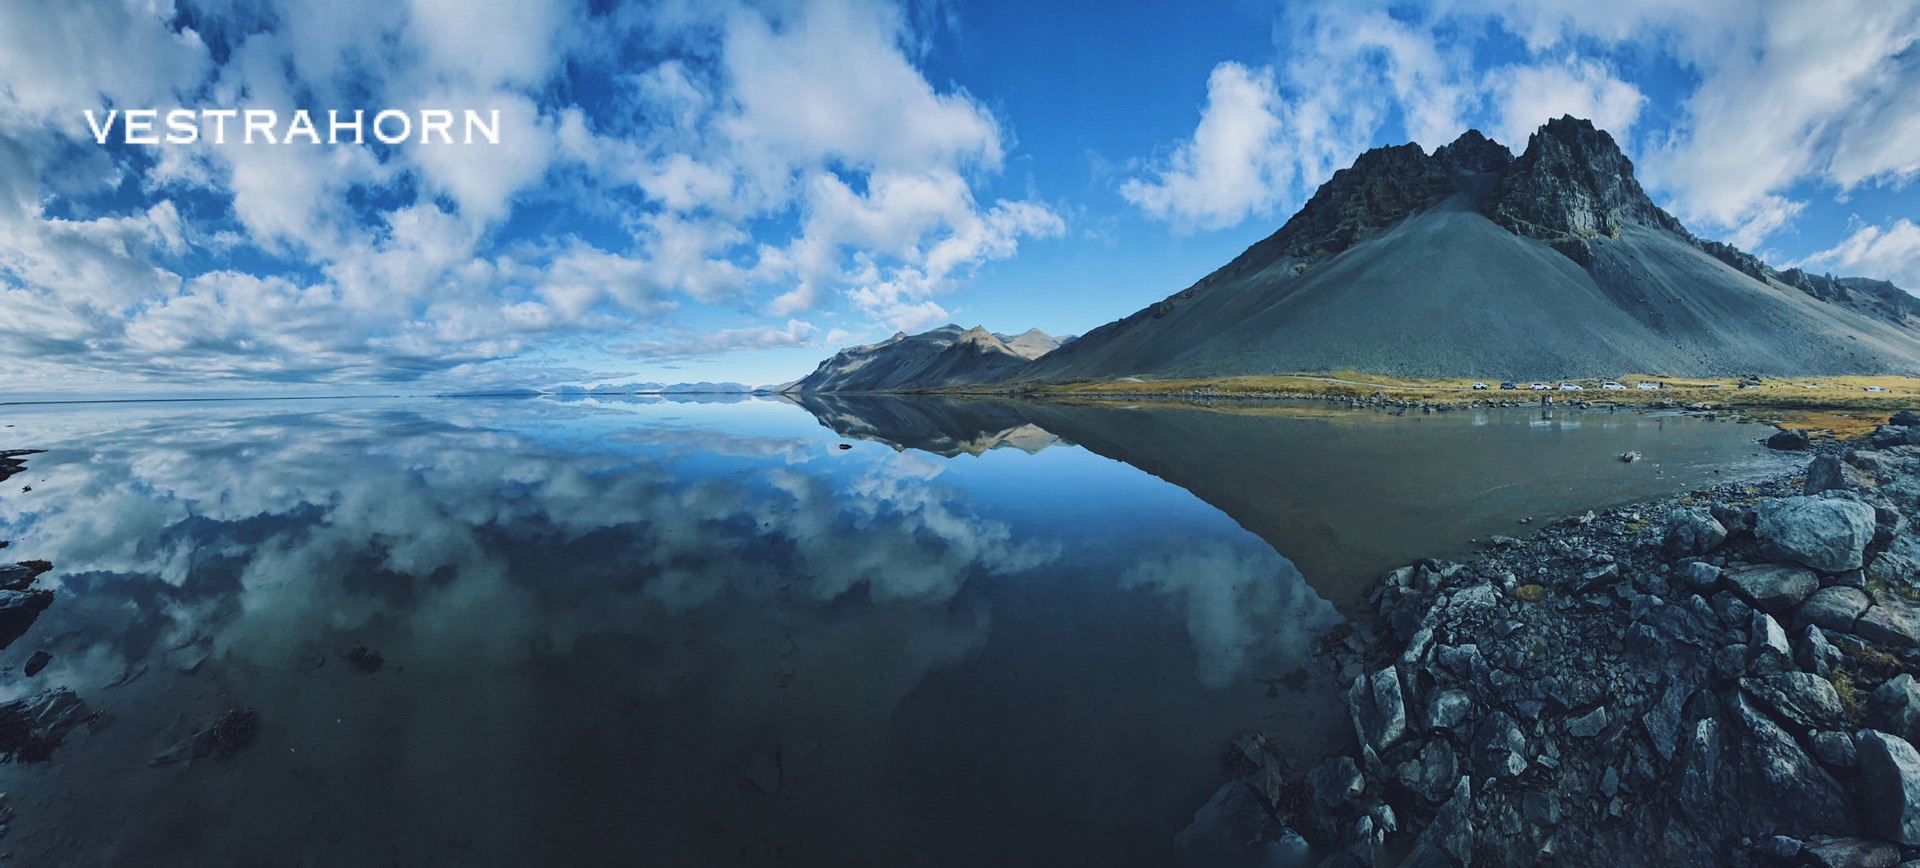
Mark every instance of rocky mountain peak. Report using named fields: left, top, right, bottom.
left=1481, top=115, right=1686, bottom=262
left=1433, top=128, right=1513, bottom=175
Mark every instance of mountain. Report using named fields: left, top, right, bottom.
left=785, top=324, right=1066, bottom=393
left=1013, top=116, right=1920, bottom=382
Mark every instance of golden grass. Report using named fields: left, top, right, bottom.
left=958, top=372, right=1920, bottom=428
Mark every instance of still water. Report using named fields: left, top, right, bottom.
left=0, top=395, right=1786, bottom=865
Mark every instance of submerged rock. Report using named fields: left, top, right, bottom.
left=1767, top=429, right=1811, bottom=451
left=0, top=687, right=93, bottom=762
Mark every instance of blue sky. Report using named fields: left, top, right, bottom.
left=1, top=0, right=1917, bottom=392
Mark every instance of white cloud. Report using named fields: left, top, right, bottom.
left=1486, top=56, right=1644, bottom=152
left=620, top=319, right=820, bottom=359
left=1119, top=62, right=1288, bottom=231
left=1797, top=218, right=1920, bottom=290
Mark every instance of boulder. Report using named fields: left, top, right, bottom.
left=1427, top=688, right=1472, bottom=732
left=1798, top=586, right=1874, bottom=633
left=1350, top=668, right=1406, bottom=752
left=1873, top=674, right=1920, bottom=744
left=1474, top=711, right=1528, bottom=778
left=1870, top=535, right=1920, bottom=590
left=1811, top=732, right=1859, bottom=769
left=1800, top=625, right=1844, bottom=678
left=1858, top=597, right=1920, bottom=648
left=1805, top=454, right=1876, bottom=495
left=1756, top=496, right=1878, bottom=573
left=1681, top=560, right=1723, bottom=590
left=1801, top=836, right=1900, bottom=868
left=1308, top=755, right=1365, bottom=809
left=1567, top=705, right=1609, bottom=738
left=1893, top=411, right=1920, bottom=427
left=1740, top=672, right=1846, bottom=732
left=1751, top=611, right=1793, bottom=673
left=1665, top=508, right=1728, bottom=558
left=1858, top=730, right=1920, bottom=846
left=1725, top=563, right=1821, bottom=614
left=1733, top=694, right=1855, bottom=834
left=1768, top=429, right=1811, bottom=451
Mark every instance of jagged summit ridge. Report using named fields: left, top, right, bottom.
left=1483, top=115, right=1688, bottom=263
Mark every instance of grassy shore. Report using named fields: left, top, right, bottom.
left=940, top=372, right=1920, bottom=438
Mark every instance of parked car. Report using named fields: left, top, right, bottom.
left=1499, top=382, right=1518, bottom=390
left=1601, top=382, right=1626, bottom=390
left=1559, top=383, right=1583, bottom=391
left=1529, top=383, right=1550, bottom=391
left=1868, top=386, right=1889, bottom=393
left=1471, top=382, right=1489, bottom=390
left=1635, top=382, right=1662, bottom=390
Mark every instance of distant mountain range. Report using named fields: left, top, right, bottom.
left=788, top=116, right=1920, bottom=392
left=785, top=325, right=1070, bottom=392
left=547, top=382, right=757, bottom=395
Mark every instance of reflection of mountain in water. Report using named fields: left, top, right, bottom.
left=788, top=393, right=1066, bottom=457
left=791, top=395, right=1789, bottom=611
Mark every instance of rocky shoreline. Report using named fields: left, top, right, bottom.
left=1184, top=413, right=1920, bottom=867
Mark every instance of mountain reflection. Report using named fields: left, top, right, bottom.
left=0, top=398, right=1345, bottom=866
left=787, top=394, right=1793, bottom=611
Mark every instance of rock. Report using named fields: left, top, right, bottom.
left=1427, top=688, right=1473, bottom=732
left=1801, top=625, right=1843, bottom=677
left=1741, top=672, right=1846, bottom=731
left=1567, top=706, right=1609, bottom=738
left=1801, top=836, right=1900, bottom=868
left=1805, top=454, right=1876, bottom=495
left=1176, top=781, right=1291, bottom=855
left=1751, top=611, right=1793, bottom=673
left=1756, top=496, right=1878, bottom=572
left=1474, top=711, right=1528, bottom=778
left=740, top=743, right=783, bottom=794
left=1859, top=730, right=1920, bottom=846
left=1665, top=507, right=1729, bottom=558
left=1725, top=563, right=1820, bottom=614
left=1733, top=693, right=1854, bottom=833
left=1858, top=597, right=1920, bottom=648
left=1873, top=675, right=1920, bottom=744
left=1308, top=755, right=1364, bottom=809
left=1811, top=731, right=1859, bottom=769
left=1894, top=411, right=1920, bottom=427
left=0, top=589, right=52, bottom=653
left=1350, top=668, right=1406, bottom=752
left=1397, top=738, right=1459, bottom=804
left=1769, top=429, right=1811, bottom=451
left=1873, top=425, right=1916, bottom=449
left=1645, top=677, right=1695, bottom=761
left=21, top=650, right=48, bottom=678
left=150, top=708, right=257, bottom=766
left=1870, top=535, right=1920, bottom=590
left=1682, top=560, right=1723, bottom=590
left=1798, top=586, right=1873, bottom=633
left=0, top=688, right=92, bottom=763
left=1400, top=777, right=1473, bottom=868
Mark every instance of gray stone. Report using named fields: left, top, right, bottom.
left=1427, top=688, right=1472, bottom=732
left=1725, top=563, right=1821, bottom=614
left=1733, top=693, right=1853, bottom=832
left=1801, top=625, right=1843, bottom=678
left=1870, top=535, right=1920, bottom=589
left=1567, top=706, right=1609, bottom=738
left=1858, top=730, right=1920, bottom=846
left=1858, top=597, right=1920, bottom=648
left=1401, top=777, right=1473, bottom=868
left=1665, top=507, right=1729, bottom=558
left=1175, top=781, right=1288, bottom=854
left=1741, top=672, right=1846, bottom=732
left=1801, top=836, right=1900, bottom=868
left=1644, top=677, right=1695, bottom=761
left=1751, top=611, right=1793, bottom=673
left=1872, top=674, right=1920, bottom=745
left=1812, top=731, right=1859, bottom=769
left=1350, top=668, right=1406, bottom=752
left=1474, top=711, right=1528, bottom=778
left=1756, top=496, right=1879, bottom=573
left=1396, top=738, right=1458, bottom=805
left=1682, top=560, right=1723, bottom=589
left=1768, top=428, right=1811, bottom=451
left=1308, top=755, right=1364, bottom=809
left=1806, top=454, right=1876, bottom=495
left=1799, top=586, right=1873, bottom=633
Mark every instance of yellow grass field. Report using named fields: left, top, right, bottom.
left=940, top=373, right=1920, bottom=438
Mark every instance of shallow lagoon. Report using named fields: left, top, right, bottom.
left=0, top=395, right=1788, bottom=865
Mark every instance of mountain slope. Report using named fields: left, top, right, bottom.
left=786, top=324, right=1065, bottom=392
left=1017, top=116, right=1920, bottom=382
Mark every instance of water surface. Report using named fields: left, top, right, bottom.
left=0, top=395, right=1788, bottom=865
